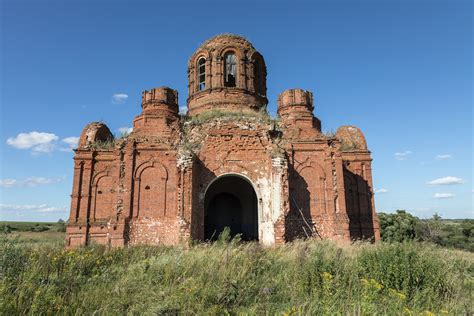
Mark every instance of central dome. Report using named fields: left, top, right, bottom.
left=187, top=34, right=267, bottom=116
left=199, top=34, right=254, bottom=50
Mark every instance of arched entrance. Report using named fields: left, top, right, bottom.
left=204, top=175, right=258, bottom=241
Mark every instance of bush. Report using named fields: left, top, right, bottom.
left=55, top=219, right=66, bottom=233
left=378, top=211, right=474, bottom=252
left=31, top=224, right=50, bottom=232
left=379, top=210, right=416, bottom=242
left=0, top=224, right=12, bottom=235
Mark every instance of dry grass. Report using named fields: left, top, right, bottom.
left=1, top=232, right=472, bottom=315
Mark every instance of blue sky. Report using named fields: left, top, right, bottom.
left=1, top=0, right=472, bottom=222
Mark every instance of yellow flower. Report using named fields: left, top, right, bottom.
left=369, top=278, right=383, bottom=290
left=321, top=272, right=333, bottom=281
left=396, top=292, right=406, bottom=300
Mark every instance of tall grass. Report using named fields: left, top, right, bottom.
left=0, top=236, right=472, bottom=315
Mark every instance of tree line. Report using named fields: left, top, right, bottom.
left=378, top=210, right=473, bottom=252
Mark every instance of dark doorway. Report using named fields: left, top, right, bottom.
left=204, top=175, right=258, bottom=241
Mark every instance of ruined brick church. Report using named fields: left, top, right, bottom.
left=66, top=34, right=380, bottom=247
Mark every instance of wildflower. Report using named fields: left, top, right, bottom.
left=396, top=292, right=406, bottom=300
left=369, top=278, right=383, bottom=290
left=321, top=272, right=333, bottom=281
left=283, top=306, right=299, bottom=316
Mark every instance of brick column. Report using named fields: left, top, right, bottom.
left=333, top=150, right=350, bottom=240
left=272, top=156, right=289, bottom=244
left=177, top=149, right=194, bottom=243
left=66, top=151, right=94, bottom=247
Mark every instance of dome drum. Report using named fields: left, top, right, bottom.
left=187, top=35, right=268, bottom=116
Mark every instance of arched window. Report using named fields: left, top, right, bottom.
left=224, top=52, right=237, bottom=87
left=197, top=57, right=206, bottom=91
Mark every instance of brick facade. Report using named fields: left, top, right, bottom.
left=66, top=34, right=380, bottom=247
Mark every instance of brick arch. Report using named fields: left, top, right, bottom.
left=202, top=172, right=262, bottom=241
left=133, top=160, right=168, bottom=218
left=295, top=162, right=327, bottom=216
left=203, top=173, right=262, bottom=240
left=91, top=169, right=114, bottom=221
left=188, top=49, right=212, bottom=94
left=208, top=163, right=250, bottom=178
left=344, top=171, right=360, bottom=218
left=188, top=48, right=211, bottom=69
left=214, top=45, right=244, bottom=61
left=203, top=172, right=262, bottom=205
left=215, top=46, right=245, bottom=88
left=250, top=52, right=267, bottom=96
left=295, top=160, right=326, bottom=178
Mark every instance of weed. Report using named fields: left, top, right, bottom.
left=0, top=237, right=471, bottom=315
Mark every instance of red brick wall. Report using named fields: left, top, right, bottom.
left=66, top=36, right=380, bottom=247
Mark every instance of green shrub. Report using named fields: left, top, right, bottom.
left=0, top=224, right=12, bottom=235
left=378, top=210, right=418, bottom=242
left=379, top=211, right=474, bottom=251
left=31, top=224, right=50, bottom=232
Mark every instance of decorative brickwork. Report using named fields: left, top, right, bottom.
left=66, top=34, right=380, bottom=247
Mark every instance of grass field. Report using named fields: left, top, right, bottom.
left=1, top=229, right=473, bottom=315
left=0, top=221, right=58, bottom=231
left=7, top=231, right=65, bottom=245
left=0, top=221, right=65, bottom=246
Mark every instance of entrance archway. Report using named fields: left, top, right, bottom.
left=204, top=175, right=258, bottom=241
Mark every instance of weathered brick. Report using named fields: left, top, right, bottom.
left=66, top=35, right=380, bottom=248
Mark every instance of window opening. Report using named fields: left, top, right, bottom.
left=198, top=58, right=206, bottom=91
left=224, top=53, right=237, bottom=87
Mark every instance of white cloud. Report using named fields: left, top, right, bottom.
left=23, top=177, right=63, bottom=187
left=179, top=106, right=187, bottom=114
left=427, top=176, right=465, bottom=185
left=407, top=208, right=441, bottom=218
left=375, top=188, right=388, bottom=194
left=433, top=193, right=455, bottom=199
left=0, top=179, right=17, bottom=188
left=7, top=132, right=58, bottom=153
left=60, top=136, right=80, bottom=152
left=112, top=93, right=128, bottom=104
left=0, top=177, right=63, bottom=188
left=0, top=204, right=66, bottom=213
left=395, top=150, right=412, bottom=160
left=6, top=132, right=80, bottom=153
left=62, top=136, right=79, bottom=147
left=118, top=127, right=133, bottom=135
left=33, top=143, right=56, bottom=153
left=435, top=154, right=452, bottom=160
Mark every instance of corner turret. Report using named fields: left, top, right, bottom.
left=78, top=122, right=114, bottom=149
left=277, top=89, right=321, bottom=139
left=133, top=87, right=179, bottom=134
